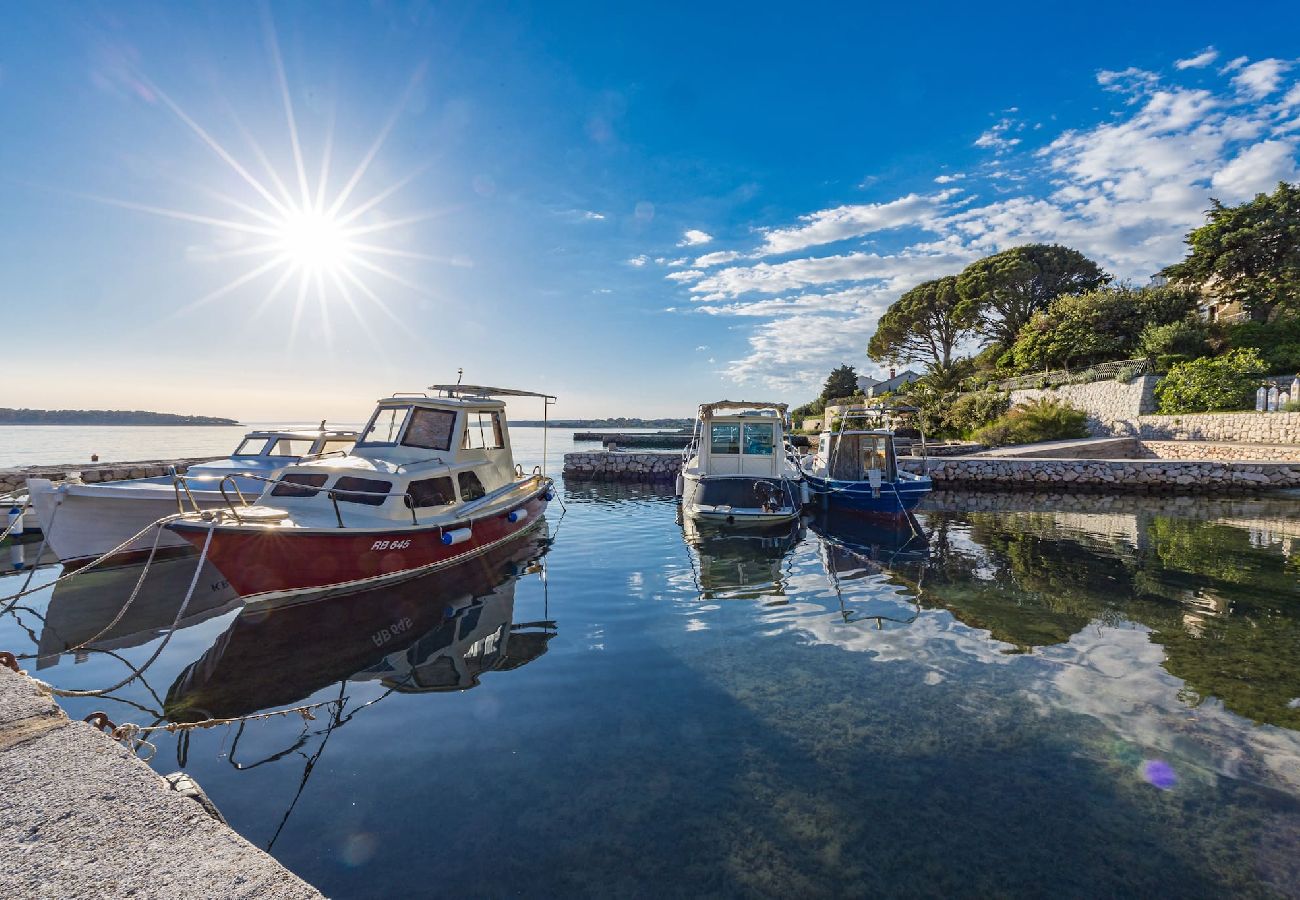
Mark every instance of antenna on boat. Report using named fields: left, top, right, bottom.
left=456, top=368, right=464, bottom=386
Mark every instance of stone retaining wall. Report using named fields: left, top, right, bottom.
left=563, top=451, right=682, bottom=482
left=1136, top=411, right=1300, bottom=443
left=1140, top=441, right=1300, bottom=462
left=1008, top=376, right=1158, bottom=436
left=899, top=457, right=1300, bottom=493
left=0, top=457, right=216, bottom=496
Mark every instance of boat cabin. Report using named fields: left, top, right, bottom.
left=692, top=402, right=791, bottom=478
left=253, top=386, right=548, bottom=525
left=230, top=430, right=357, bottom=460
left=811, top=430, right=898, bottom=482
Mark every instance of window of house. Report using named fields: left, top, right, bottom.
left=461, top=411, right=505, bottom=450
left=359, top=406, right=411, bottom=445
left=408, top=476, right=456, bottom=507
left=402, top=408, right=456, bottom=451
left=743, top=422, right=775, bottom=456
left=458, top=470, right=486, bottom=501
left=270, top=473, right=329, bottom=498
left=709, top=423, right=740, bottom=454
left=334, top=476, right=392, bottom=506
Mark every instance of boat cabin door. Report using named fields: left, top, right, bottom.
left=829, top=434, right=897, bottom=482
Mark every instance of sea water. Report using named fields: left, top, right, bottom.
left=2, top=474, right=1298, bottom=895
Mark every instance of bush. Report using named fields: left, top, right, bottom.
left=945, top=390, right=1010, bottom=437
left=1227, top=316, right=1300, bottom=373
left=1139, top=318, right=1210, bottom=362
left=1154, top=348, right=1266, bottom=414
left=1284, top=399, right=1300, bottom=412
left=971, top=398, right=1089, bottom=447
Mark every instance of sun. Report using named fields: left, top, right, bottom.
left=91, top=16, right=439, bottom=346
left=276, top=207, right=353, bottom=275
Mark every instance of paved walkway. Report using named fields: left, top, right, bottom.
left=0, top=665, right=322, bottom=899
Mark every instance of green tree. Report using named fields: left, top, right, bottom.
left=819, top=364, right=861, bottom=403
left=1163, top=182, right=1300, bottom=321
left=1007, top=284, right=1199, bottom=371
left=956, top=244, right=1109, bottom=348
left=1154, top=348, right=1266, bottom=413
left=1226, top=314, right=1300, bottom=372
left=868, top=276, right=976, bottom=369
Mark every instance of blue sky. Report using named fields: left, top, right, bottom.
left=3, top=2, right=1299, bottom=419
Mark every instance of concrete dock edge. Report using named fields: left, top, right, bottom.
left=0, top=666, right=323, bottom=900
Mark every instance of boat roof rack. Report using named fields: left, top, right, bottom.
left=699, top=400, right=789, bottom=416
left=428, top=384, right=557, bottom=400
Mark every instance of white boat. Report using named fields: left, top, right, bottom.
left=676, top=400, right=806, bottom=527
left=26, top=428, right=357, bottom=567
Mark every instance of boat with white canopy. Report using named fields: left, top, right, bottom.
left=26, top=427, right=357, bottom=567
left=676, top=400, right=805, bottom=527
left=166, top=383, right=555, bottom=605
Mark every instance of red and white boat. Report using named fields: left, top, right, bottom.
left=167, top=384, right=555, bottom=605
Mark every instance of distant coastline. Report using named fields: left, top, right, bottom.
left=0, top=408, right=239, bottom=426
left=512, top=418, right=692, bottom=429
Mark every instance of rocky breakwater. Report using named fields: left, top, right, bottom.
left=0, top=458, right=217, bottom=496
left=563, top=451, right=683, bottom=482
left=900, top=456, right=1300, bottom=493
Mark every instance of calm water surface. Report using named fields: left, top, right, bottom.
left=3, top=475, right=1299, bottom=896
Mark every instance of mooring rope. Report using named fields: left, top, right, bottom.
left=31, top=520, right=215, bottom=699
left=0, top=498, right=31, bottom=544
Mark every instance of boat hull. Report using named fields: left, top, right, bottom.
left=168, top=491, right=550, bottom=606
left=681, top=473, right=802, bottom=527
left=26, top=478, right=224, bottom=567
left=804, top=473, right=931, bottom=516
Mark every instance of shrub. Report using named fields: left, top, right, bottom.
left=1154, top=348, right=1266, bottom=414
left=1284, top=399, right=1300, bottom=412
left=971, top=398, right=1090, bottom=447
left=1227, top=316, right=1300, bottom=373
left=945, top=390, right=1010, bottom=437
left=1139, top=318, right=1210, bottom=363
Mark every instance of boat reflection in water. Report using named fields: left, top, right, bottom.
left=36, top=555, right=241, bottom=669
left=809, top=511, right=930, bottom=627
left=165, top=529, right=554, bottom=722
left=678, top=511, right=805, bottom=600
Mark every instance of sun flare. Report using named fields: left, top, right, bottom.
left=275, top=207, right=354, bottom=275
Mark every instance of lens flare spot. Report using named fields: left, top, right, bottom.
left=1140, top=758, right=1177, bottom=790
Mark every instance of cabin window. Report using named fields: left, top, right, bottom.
left=408, top=476, right=456, bottom=507
left=334, top=476, right=392, bottom=506
left=360, top=406, right=411, bottom=445
left=402, top=408, right=456, bottom=451
left=709, top=423, right=741, bottom=455
left=318, top=439, right=354, bottom=456
left=233, top=438, right=271, bottom=456
left=270, top=473, right=329, bottom=498
left=743, top=423, right=775, bottom=456
left=268, top=438, right=315, bottom=457
left=461, top=411, right=505, bottom=450
left=458, top=470, right=486, bottom=501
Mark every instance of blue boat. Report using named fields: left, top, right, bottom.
left=800, top=406, right=932, bottom=518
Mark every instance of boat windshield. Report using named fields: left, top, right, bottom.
left=267, top=438, right=316, bottom=456
left=359, top=406, right=412, bottom=446
left=232, top=438, right=272, bottom=456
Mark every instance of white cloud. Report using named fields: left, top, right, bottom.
left=626, top=255, right=649, bottom=267
left=665, top=269, right=705, bottom=283
left=678, top=229, right=713, bottom=246
left=657, top=58, right=1300, bottom=394
left=693, top=250, right=746, bottom=267
left=1221, top=56, right=1249, bottom=74
left=584, top=210, right=606, bottom=220
left=933, top=173, right=965, bottom=184
left=1175, top=47, right=1219, bottom=70
left=974, top=118, right=1022, bottom=153
left=1211, top=140, right=1299, bottom=201
left=758, top=191, right=956, bottom=256
left=695, top=345, right=709, bottom=351
left=1232, top=58, right=1290, bottom=98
